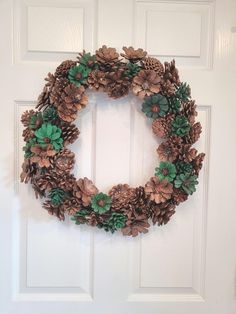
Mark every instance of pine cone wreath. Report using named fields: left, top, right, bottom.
left=73, top=177, right=98, bottom=207
left=61, top=123, right=80, bottom=145
left=121, top=46, right=147, bottom=63
left=142, top=57, right=164, bottom=76
left=145, top=177, right=173, bottom=204
left=132, top=70, right=161, bottom=99
left=55, top=60, right=77, bottom=79
left=152, top=114, right=174, bottom=138
left=53, top=149, right=75, bottom=175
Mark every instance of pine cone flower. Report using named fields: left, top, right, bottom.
left=121, top=46, right=147, bottom=63
left=148, top=201, right=176, bottom=226
left=68, top=65, right=90, bottom=87
left=174, top=173, right=198, bottom=195
left=157, top=141, right=179, bottom=162
left=145, top=176, right=173, bottom=204
left=55, top=60, right=77, bottom=78
left=53, top=149, right=75, bottom=175
left=31, top=173, right=58, bottom=198
left=171, top=115, right=190, bottom=137
left=91, top=193, right=112, bottom=214
left=142, top=94, right=169, bottom=118
left=179, top=146, right=198, bottom=162
left=155, top=161, right=177, bottom=182
left=106, top=69, right=131, bottom=99
left=61, top=197, right=82, bottom=216
left=21, top=110, right=36, bottom=127
left=96, top=45, right=119, bottom=67
left=121, top=213, right=150, bottom=237
left=49, top=188, right=66, bottom=205
left=161, top=79, right=176, bottom=97
left=34, top=123, right=63, bottom=151
left=61, top=123, right=80, bottom=145
left=73, top=177, right=98, bottom=207
left=132, top=70, right=161, bottom=99
left=30, top=144, right=57, bottom=168
left=101, top=212, right=127, bottom=233
left=142, top=57, right=164, bottom=76
left=77, top=51, right=97, bottom=69
left=108, top=184, right=135, bottom=211
left=163, top=60, right=180, bottom=86
left=128, top=186, right=149, bottom=213
left=183, top=122, right=202, bottom=144
left=87, top=70, right=108, bottom=91
left=152, top=114, right=174, bottom=138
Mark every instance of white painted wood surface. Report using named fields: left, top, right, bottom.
left=0, top=0, right=236, bottom=313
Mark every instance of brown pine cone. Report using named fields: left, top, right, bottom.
left=45, top=72, right=57, bottom=90
left=31, top=173, right=57, bottom=198
left=181, top=100, right=197, bottom=125
left=142, top=57, right=164, bottom=76
left=105, top=69, right=131, bottom=99
left=73, top=177, right=98, bottom=207
left=87, top=70, right=108, bottom=91
left=128, top=186, right=149, bottom=213
left=157, top=141, right=179, bottom=162
left=163, top=59, right=180, bottom=86
left=145, top=177, right=173, bottom=204
left=57, top=85, right=88, bottom=122
left=43, top=200, right=65, bottom=221
left=161, top=79, right=176, bottom=96
left=22, top=127, right=34, bottom=141
left=36, top=86, right=51, bottom=111
left=172, top=188, right=188, bottom=205
left=20, top=159, right=39, bottom=183
left=148, top=201, right=176, bottom=226
left=61, top=197, right=82, bottom=216
left=179, top=146, right=198, bottom=162
left=192, top=153, right=205, bottom=175
left=109, top=184, right=135, bottom=211
left=49, top=78, right=69, bottom=108
left=152, top=114, right=174, bottom=138
left=55, top=60, right=77, bottom=78
left=61, top=123, right=80, bottom=145
left=21, top=110, right=36, bottom=127
left=53, top=149, right=75, bottom=175
left=96, top=45, right=119, bottom=70
left=183, top=122, right=202, bottom=144
left=56, top=173, right=77, bottom=192
left=121, top=212, right=150, bottom=237
left=132, top=70, right=161, bottom=99
left=121, top=46, right=147, bottom=63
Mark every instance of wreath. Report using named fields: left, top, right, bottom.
left=20, top=46, right=205, bottom=237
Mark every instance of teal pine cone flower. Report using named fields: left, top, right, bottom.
left=176, top=82, right=191, bottom=101
left=101, top=212, right=127, bottom=233
left=175, top=160, right=193, bottom=175
left=174, top=173, right=198, bottom=195
left=91, top=193, right=112, bottom=214
left=155, top=161, right=177, bottom=182
left=42, top=106, right=58, bottom=123
left=125, top=62, right=141, bottom=78
left=78, top=52, right=97, bottom=69
left=142, top=94, right=169, bottom=119
left=68, top=65, right=90, bottom=87
left=49, top=188, right=66, bottom=205
left=34, top=123, right=63, bottom=151
left=171, top=115, right=190, bottom=137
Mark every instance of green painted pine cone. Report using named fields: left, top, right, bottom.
left=142, top=94, right=169, bottom=119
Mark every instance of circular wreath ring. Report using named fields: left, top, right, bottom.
left=20, top=46, right=205, bottom=237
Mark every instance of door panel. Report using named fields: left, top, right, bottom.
left=0, top=0, right=235, bottom=314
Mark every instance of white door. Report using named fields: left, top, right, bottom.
left=1, top=0, right=236, bottom=313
